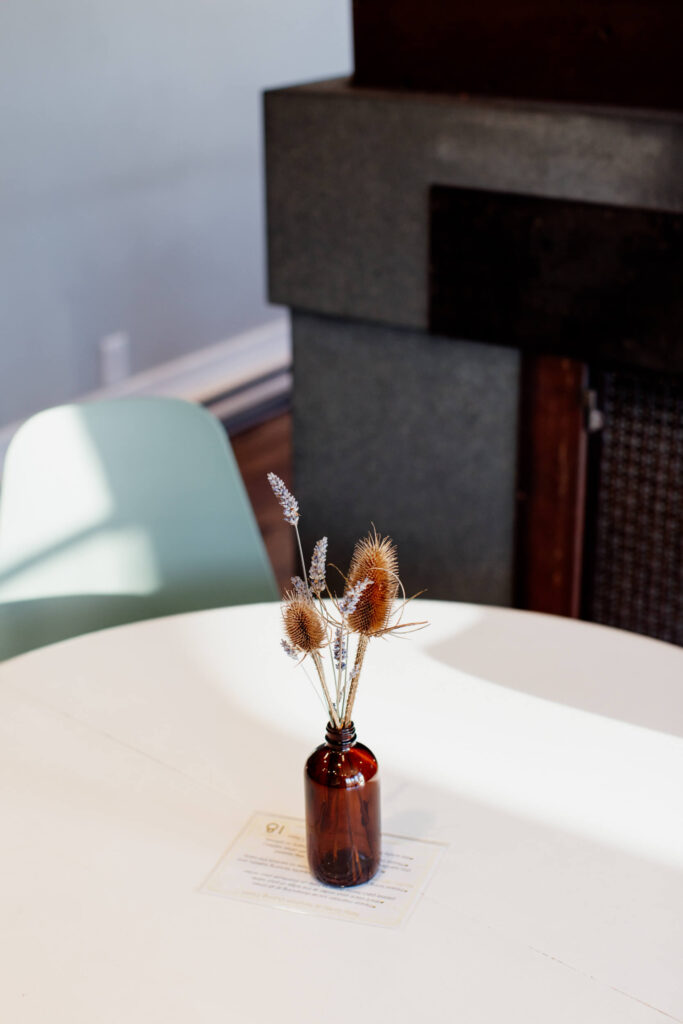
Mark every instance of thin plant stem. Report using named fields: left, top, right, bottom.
left=294, top=525, right=310, bottom=592
left=342, top=630, right=351, bottom=719
left=294, top=527, right=340, bottom=715
left=319, top=583, right=345, bottom=710
left=344, top=635, right=369, bottom=726
left=336, top=622, right=345, bottom=719
left=340, top=625, right=352, bottom=720
left=331, top=638, right=340, bottom=715
left=312, top=650, right=341, bottom=728
left=300, top=661, right=329, bottom=714
left=321, top=600, right=339, bottom=710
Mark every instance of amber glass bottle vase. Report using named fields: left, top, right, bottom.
left=304, top=722, right=381, bottom=887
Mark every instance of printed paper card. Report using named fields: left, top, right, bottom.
left=201, top=812, right=446, bottom=928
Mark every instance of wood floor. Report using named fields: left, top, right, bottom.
left=230, top=411, right=294, bottom=593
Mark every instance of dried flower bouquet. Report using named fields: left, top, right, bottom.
left=268, top=473, right=422, bottom=727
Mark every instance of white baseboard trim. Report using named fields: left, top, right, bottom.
left=0, top=316, right=291, bottom=478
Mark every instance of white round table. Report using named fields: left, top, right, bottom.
left=1, top=600, right=682, bottom=1022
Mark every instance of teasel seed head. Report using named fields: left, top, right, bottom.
left=345, top=531, right=399, bottom=636
left=282, top=592, right=326, bottom=653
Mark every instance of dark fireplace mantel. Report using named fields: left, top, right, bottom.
left=429, top=185, right=683, bottom=375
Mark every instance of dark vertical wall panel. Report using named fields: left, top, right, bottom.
left=292, top=312, right=520, bottom=605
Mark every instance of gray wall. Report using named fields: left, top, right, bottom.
left=0, top=0, right=351, bottom=425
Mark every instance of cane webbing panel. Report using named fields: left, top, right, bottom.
left=588, top=371, right=683, bottom=646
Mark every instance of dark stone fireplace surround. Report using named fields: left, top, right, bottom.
left=264, top=79, right=683, bottom=623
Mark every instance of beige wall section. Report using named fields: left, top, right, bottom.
left=0, top=0, right=351, bottom=426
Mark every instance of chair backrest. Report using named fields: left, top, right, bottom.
left=0, top=397, right=278, bottom=660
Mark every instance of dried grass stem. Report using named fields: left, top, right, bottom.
left=313, top=650, right=341, bottom=728
left=343, top=635, right=369, bottom=726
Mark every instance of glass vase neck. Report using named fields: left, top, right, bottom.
left=325, top=722, right=357, bottom=748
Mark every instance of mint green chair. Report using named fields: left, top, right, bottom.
left=0, top=397, right=278, bottom=661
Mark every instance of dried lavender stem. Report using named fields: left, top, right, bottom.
left=320, top=596, right=339, bottom=706
left=342, top=629, right=351, bottom=716
left=301, top=661, right=329, bottom=714
left=295, top=526, right=310, bottom=593
left=336, top=625, right=345, bottom=716
left=343, top=634, right=369, bottom=725
left=312, top=650, right=341, bottom=728
left=341, top=625, right=353, bottom=717
left=329, top=633, right=340, bottom=712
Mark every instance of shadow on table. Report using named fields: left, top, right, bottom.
left=425, top=609, right=683, bottom=740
